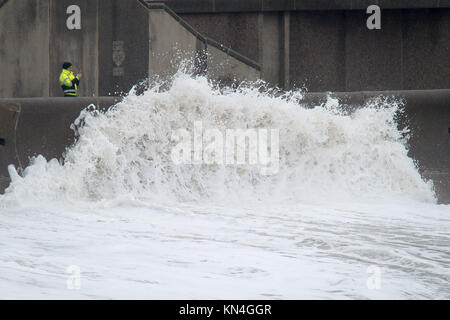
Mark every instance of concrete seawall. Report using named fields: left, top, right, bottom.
left=0, top=97, right=120, bottom=192
left=176, top=3, right=450, bottom=91
left=0, top=0, right=260, bottom=98
left=0, top=90, right=449, bottom=203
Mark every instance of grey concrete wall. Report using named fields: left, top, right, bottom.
left=344, top=10, right=403, bottom=91
left=0, top=99, right=20, bottom=191
left=180, top=13, right=260, bottom=62
left=258, top=12, right=282, bottom=87
left=206, top=40, right=260, bottom=85
left=289, top=10, right=346, bottom=91
left=343, top=9, right=450, bottom=91
left=49, top=0, right=99, bottom=97
left=0, top=0, right=50, bottom=97
left=2, top=1, right=447, bottom=95
left=152, top=0, right=450, bottom=12
left=98, top=0, right=149, bottom=96
left=176, top=5, right=449, bottom=92
left=0, top=0, right=259, bottom=97
left=0, top=0, right=99, bottom=98
left=148, top=8, right=200, bottom=82
left=402, top=9, right=450, bottom=90
left=145, top=2, right=261, bottom=85
left=0, top=97, right=120, bottom=192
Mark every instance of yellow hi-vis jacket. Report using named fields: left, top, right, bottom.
left=59, top=69, right=80, bottom=96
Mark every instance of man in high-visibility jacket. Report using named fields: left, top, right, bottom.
left=59, top=62, right=82, bottom=97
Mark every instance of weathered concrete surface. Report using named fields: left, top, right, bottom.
left=0, top=0, right=259, bottom=97
left=206, top=39, right=260, bottom=85
left=99, top=0, right=150, bottom=96
left=145, top=2, right=260, bottom=85
left=49, top=0, right=99, bottom=97
left=179, top=7, right=450, bottom=92
left=2, top=1, right=447, bottom=95
left=183, top=7, right=450, bottom=92
left=0, top=0, right=259, bottom=98
left=180, top=12, right=260, bottom=62
left=258, top=12, right=282, bottom=87
left=1, top=90, right=449, bottom=203
left=402, top=9, right=450, bottom=90
left=300, top=89, right=450, bottom=203
left=0, top=0, right=99, bottom=97
left=344, top=9, right=450, bottom=91
left=289, top=10, right=346, bottom=91
left=0, top=0, right=50, bottom=97
left=344, top=9, right=403, bottom=91
left=152, top=0, right=450, bottom=12
left=148, top=8, right=200, bottom=82
left=0, top=97, right=120, bottom=192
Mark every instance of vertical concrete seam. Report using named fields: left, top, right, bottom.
left=401, top=9, right=404, bottom=90
left=96, top=0, right=99, bottom=96
left=257, top=12, right=263, bottom=78
left=283, top=11, right=290, bottom=90
left=344, top=10, right=347, bottom=92
left=48, top=0, right=51, bottom=97
left=148, top=10, right=151, bottom=81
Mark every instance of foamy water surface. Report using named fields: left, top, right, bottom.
left=0, top=74, right=448, bottom=299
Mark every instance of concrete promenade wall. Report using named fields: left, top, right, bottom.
left=49, top=0, right=99, bottom=97
left=2, top=1, right=447, bottom=94
left=99, top=0, right=150, bottom=96
left=148, top=7, right=200, bottom=81
left=0, top=0, right=260, bottom=98
left=1, top=90, right=449, bottom=203
left=176, top=4, right=450, bottom=91
left=0, top=0, right=50, bottom=97
left=145, top=2, right=260, bottom=85
left=155, top=0, right=450, bottom=12
left=0, top=97, right=119, bottom=192
left=205, top=38, right=260, bottom=84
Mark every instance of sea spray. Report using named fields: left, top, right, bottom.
left=0, top=72, right=435, bottom=207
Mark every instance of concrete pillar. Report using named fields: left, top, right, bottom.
left=281, top=11, right=290, bottom=90
left=258, top=12, right=282, bottom=87
left=0, top=0, right=50, bottom=97
left=98, top=0, right=149, bottom=96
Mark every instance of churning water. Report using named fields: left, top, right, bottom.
left=0, top=73, right=448, bottom=299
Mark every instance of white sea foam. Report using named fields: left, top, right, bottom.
left=0, top=72, right=435, bottom=207
left=0, top=72, right=447, bottom=299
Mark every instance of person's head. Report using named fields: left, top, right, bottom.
left=62, top=62, right=72, bottom=71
